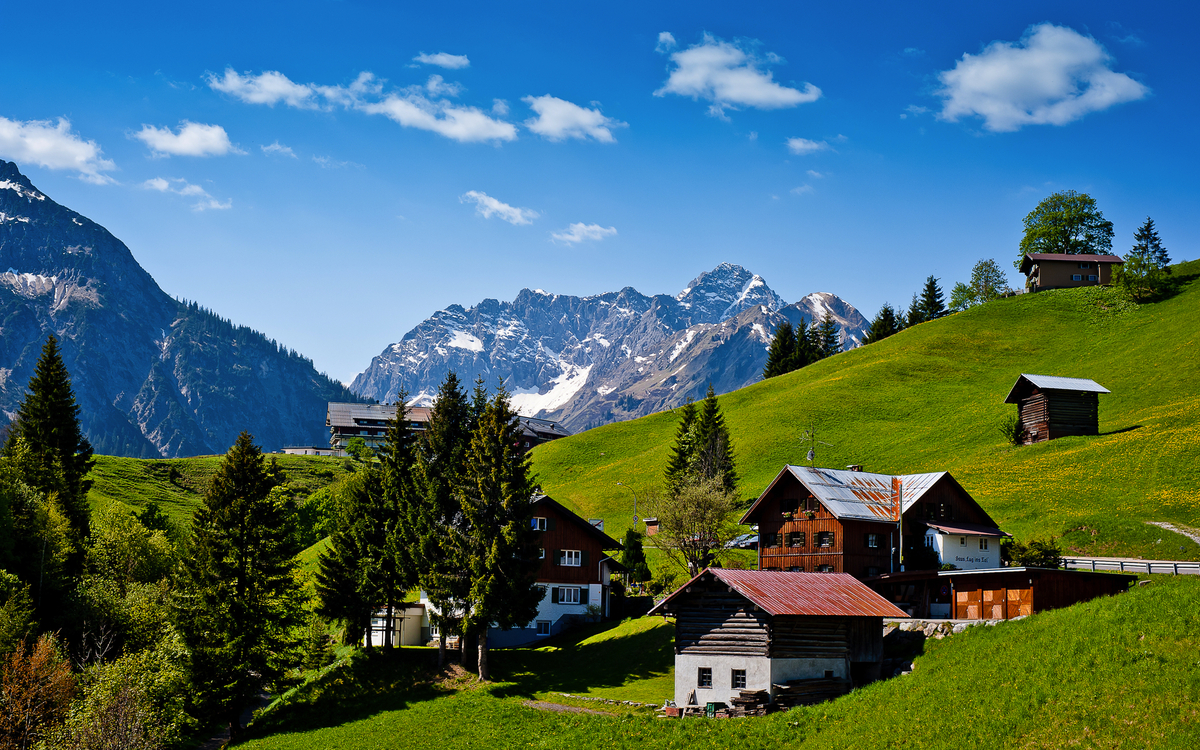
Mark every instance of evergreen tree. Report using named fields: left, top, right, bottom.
left=792, top=316, right=816, bottom=370
left=4, top=335, right=94, bottom=555
left=905, top=293, right=924, bottom=327
left=690, top=384, right=738, bottom=494
left=415, top=372, right=474, bottom=665
left=863, top=303, right=899, bottom=344
left=176, top=433, right=303, bottom=738
left=1119, top=217, right=1172, bottom=300
left=1137, top=217, right=1170, bottom=267
left=457, top=387, right=541, bottom=681
left=620, top=528, right=651, bottom=583
left=469, top=375, right=489, bottom=433
left=815, top=314, right=841, bottom=359
left=919, top=275, right=947, bottom=321
left=663, top=399, right=698, bottom=496
left=314, top=504, right=374, bottom=646
left=375, top=393, right=421, bottom=648
left=762, top=321, right=797, bottom=379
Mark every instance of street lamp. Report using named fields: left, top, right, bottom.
left=616, top=482, right=640, bottom=527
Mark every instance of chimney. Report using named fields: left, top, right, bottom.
left=846, top=464, right=863, bottom=472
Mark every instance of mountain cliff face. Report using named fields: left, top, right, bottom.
left=0, top=161, right=360, bottom=457
left=351, top=263, right=869, bottom=432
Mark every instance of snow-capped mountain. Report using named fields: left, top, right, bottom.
left=0, top=161, right=361, bottom=457
left=351, top=264, right=869, bottom=432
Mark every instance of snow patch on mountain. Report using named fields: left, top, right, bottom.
left=446, top=330, right=484, bottom=352
left=509, top=364, right=592, bottom=415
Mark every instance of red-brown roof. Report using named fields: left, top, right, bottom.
left=649, top=568, right=908, bottom=618
left=1019, top=253, right=1123, bottom=273
left=925, top=521, right=1011, bottom=538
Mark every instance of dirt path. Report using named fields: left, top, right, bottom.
left=523, top=700, right=612, bottom=715
left=1147, top=521, right=1200, bottom=546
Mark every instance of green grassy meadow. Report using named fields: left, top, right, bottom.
left=531, top=261, right=1200, bottom=560
left=237, top=575, right=1200, bottom=749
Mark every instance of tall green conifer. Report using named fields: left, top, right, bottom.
left=691, top=384, right=738, bottom=494
left=816, top=314, right=841, bottom=359
left=664, top=399, right=698, bottom=496
left=864, top=303, right=899, bottom=344
left=762, top=321, right=797, bottom=379
left=919, top=275, right=947, bottom=321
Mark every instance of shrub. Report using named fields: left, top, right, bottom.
left=1002, top=537, right=1064, bottom=569
left=0, top=634, right=76, bottom=749
left=998, top=415, right=1023, bottom=445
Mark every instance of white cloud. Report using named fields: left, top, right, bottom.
left=460, top=190, right=538, bottom=225
left=141, top=176, right=230, bottom=210
left=261, top=141, right=296, bottom=158
left=208, top=67, right=516, bottom=144
left=207, top=69, right=319, bottom=108
left=786, top=137, right=830, bottom=155
left=522, top=95, right=626, bottom=143
left=551, top=223, right=617, bottom=245
left=656, top=32, right=677, bottom=54
left=492, top=99, right=510, bottom=116
left=655, top=34, right=821, bottom=118
left=311, top=155, right=362, bottom=169
left=806, top=169, right=824, bottom=178
left=936, top=23, right=1149, bottom=132
left=790, top=185, right=814, bottom=195
left=413, top=52, right=470, bottom=70
left=0, top=116, right=115, bottom=184
left=134, top=121, right=239, bottom=157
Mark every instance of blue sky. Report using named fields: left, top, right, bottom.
left=2, top=1, right=1194, bottom=383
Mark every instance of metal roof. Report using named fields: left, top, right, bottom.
left=925, top=521, right=1010, bottom=538
left=1004, top=374, right=1110, bottom=404
left=327, top=401, right=431, bottom=428
left=741, top=466, right=948, bottom=524
left=650, top=568, right=908, bottom=618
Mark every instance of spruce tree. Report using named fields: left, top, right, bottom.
left=664, top=399, right=698, bottom=496
left=792, top=316, right=816, bottom=371
left=620, top=528, right=651, bottom=583
left=314, top=506, right=375, bottom=646
left=457, top=387, right=541, bottom=681
left=374, top=394, right=421, bottom=647
left=919, top=275, right=947, bottom=321
left=864, top=303, right=899, bottom=345
left=1120, top=217, right=1172, bottom=299
left=1137, top=217, right=1169, bottom=267
left=762, top=321, right=797, bottom=379
left=5, top=335, right=94, bottom=553
left=816, top=314, right=841, bottom=359
left=905, top=293, right=925, bottom=327
left=176, top=433, right=302, bottom=739
left=415, top=372, right=474, bottom=665
left=691, top=384, right=738, bottom=494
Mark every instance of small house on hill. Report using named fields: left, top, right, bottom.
left=649, top=569, right=906, bottom=708
left=1019, top=253, right=1123, bottom=292
left=741, top=466, right=1007, bottom=578
left=1004, top=373, right=1110, bottom=444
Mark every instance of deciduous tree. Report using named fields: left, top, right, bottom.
left=648, top=479, right=742, bottom=576
left=1017, top=190, right=1113, bottom=266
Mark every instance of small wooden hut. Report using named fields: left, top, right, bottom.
left=1004, top=373, right=1110, bottom=444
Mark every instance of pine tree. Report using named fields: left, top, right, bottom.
left=176, top=433, right=302, bottom=739
left=375, top=393, right=420, bottom=648
left=620, top=528, right=651, bottom=583
left=1137, top=217, right=1169, bottom=267
left=664, top=399, right=698, bottom=496
left=691, top=384, right=738, bottom=494
left=919, top=275, right=947, bottom=321
left=1120, top=217, right=1172, bottom=300
left=905, top=293, right=924, bottom=327
left=762, top=321, right=797, bottom=379
left=816, top=314, right=841, bottom=359
left=414, top=372, right=473, bottom=665
left=792, top=316, right=816, bottom=370
left=457, top=387, right=541, bottom=681
left=314, top=508, right=375, bottom=646
left=5, top=335, right=94, bottom=554
left=863, top=303, right=899, bottom=344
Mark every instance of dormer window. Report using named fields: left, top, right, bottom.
left=531, top=517, right=547, bottom=531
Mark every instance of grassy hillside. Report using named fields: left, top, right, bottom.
left=237, top=575, right=1200, bottom=749
left=87, top=453, right=353, bottom=527
left=531, top=262, right=1200, bottom=560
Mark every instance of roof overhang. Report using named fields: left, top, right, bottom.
left=924, top=522, right=1011, bottom=538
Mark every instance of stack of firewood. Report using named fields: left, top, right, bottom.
left=722, top=690, right=772, bottom=717
left=772, top=678, right=851, bottom=708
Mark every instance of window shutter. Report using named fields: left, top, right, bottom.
left=551, top=587, right=559, bottom=604
left=582, top=586, right=590, bottom=604
left=547, top=517, right=556, bottom=531
left=864, top=533, right=871, bottom=547
left=555, top=550, right=562, bottom=566
left=581, top=550, right=590, bottom=569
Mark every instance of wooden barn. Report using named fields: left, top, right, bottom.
left=649, top=569, right=906, bottom=709
left=1019, top=252, right=1123, bottom=292
left=742, top=466, right=1007, bottom=578
left=866, top=567, right=1134, bottom=620
left=1004, top=373, right=1111, bottom=443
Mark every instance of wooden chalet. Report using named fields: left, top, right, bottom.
left=421, top=494, right=624, bottom=648
left=649, top=569, right=906, bottom=709
left=741, top=466, right=1007, bottom=578
left=1004, top=374, right=1110, bottom=443
left=1020, top=252, right=1123, bottom=292
left=866, top=567, right=1134, bottom=620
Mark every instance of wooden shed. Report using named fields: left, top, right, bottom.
left=649, top=569, right=906, bottom=709
left=1004, top=373, right=1111, bottom=444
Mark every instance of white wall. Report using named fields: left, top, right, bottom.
left=674, top=654, right=847, bottom=706
left=927, top=530, right=999, bottom=570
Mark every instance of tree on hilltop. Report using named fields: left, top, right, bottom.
left=1017, top=190, right=1113, bottom=267
left=815, top=314, right=842, bottom=359
left=1118, top=217, right=1172, bottom=300
left=919, top=276, right=947, bottom=321
left=762, top=320, right=797, bottom=379
left=863, top=303, right=900, bottom=344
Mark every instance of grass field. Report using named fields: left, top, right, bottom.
left=236, top=575, right=1200, bottom=749
left=531, top=261, right=1200, bottom=561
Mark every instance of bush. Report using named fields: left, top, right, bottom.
left=998, top=415, right=1023, bottom=445
left=0, top=634, right=76, bottom=749
left=1002, top=537, right=1064, bottom=569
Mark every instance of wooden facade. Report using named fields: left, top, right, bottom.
left=1019, top=253, right=1123, bottom=292
left=866, top=568, right=1134, bottom=620
left=745, top=467, right=1003, bottom=578
left=531, top=496, right=619, bottom=586
left=1005, top=374, right=1110, bottom=444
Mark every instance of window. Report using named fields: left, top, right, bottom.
left=816, top=531, right=834, bottom=548
left=864, top=533, right=881, bottom=549
left=538, top=548, right=545, bottom=559
left=866, top=566, right=880, bottom=577
left=532, top=517, right=547, bottom=531
left=1071, top=274, right=1082, bottom=281
left=979, top=538, right=989, bottom=550
left=697, top=667, right=712, bottom=688
left=536, top=620, right=551, bottom=636
left=788, top=531, right=806, bottom=547
left=781, top=498, right=799, bottom=515
left=731, top=669, right=747, bottom=689
left=787, top=566, right=803, bottom=572
left=561, top=550, right=581, bottom=567
left=960, top=537, right=967, bottom=546
left=805, top=496, right=819, bottom=512
left=1078, top=262, right=1090, bottom=269
left=430, top=624, right=439, bottom=637
left=762, top=532, right=781, bottom=548
left=559, top=587, right=581, bottom=604
left=816, top=564, right=835, bottom=573
left=1088, top=274, right=1097, bottom=281
left=925, top=535, right=935, bottom=548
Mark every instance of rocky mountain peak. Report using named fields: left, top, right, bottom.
left=674, top=263, right=786, bottom=324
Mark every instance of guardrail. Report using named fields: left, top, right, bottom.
left=1064, top=557, right=1200, bottom=576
